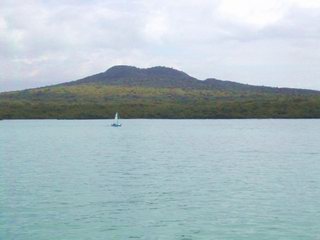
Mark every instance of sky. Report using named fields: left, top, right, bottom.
left=0, top=0, right=320, bottom=92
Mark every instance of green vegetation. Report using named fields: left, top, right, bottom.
left=1, top=84, right=320, bottom=119
left=1, top=66, right=320, bottom=119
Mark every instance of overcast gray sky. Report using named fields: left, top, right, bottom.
left=1, top=0, right=320, bottom=91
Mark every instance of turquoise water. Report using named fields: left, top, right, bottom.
left=1, top=119, right=320, bottom=240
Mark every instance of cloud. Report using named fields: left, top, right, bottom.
left=217, top=0, right=287, bottom=28
left=0, top=0, right=320, bottom=91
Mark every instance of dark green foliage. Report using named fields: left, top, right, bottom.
left=1, top=66, right=320, bottom=119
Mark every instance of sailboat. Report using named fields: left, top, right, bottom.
left=111, top=112, right=122, bottom=127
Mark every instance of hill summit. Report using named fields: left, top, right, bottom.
left=64, top=65, right=199, bottom=89
left=61, top=65, right=318, bottom=95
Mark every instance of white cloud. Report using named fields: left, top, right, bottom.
left=291, top=0, right=320, bottom=8
left=0, top=0, right=320, bottom=91
left=143, top=13, right=169, bottom=43
left=217, top=0, right=287, bottom=28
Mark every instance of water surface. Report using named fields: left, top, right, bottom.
left=1, top=120, right=320, bottom=239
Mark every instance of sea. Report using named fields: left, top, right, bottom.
left=1, top=119, right=320, bottom=240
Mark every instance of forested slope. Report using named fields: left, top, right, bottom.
left=1, top=66, right=320, bottom=119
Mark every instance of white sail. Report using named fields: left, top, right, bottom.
left=112, top=112, right=121, bottom=127
left=115, top=112, right=118, bottom=124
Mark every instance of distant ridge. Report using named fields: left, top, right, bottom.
left=60, top=65, right=319, bottom=95
left=1, top=65, right=320, bottom=119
